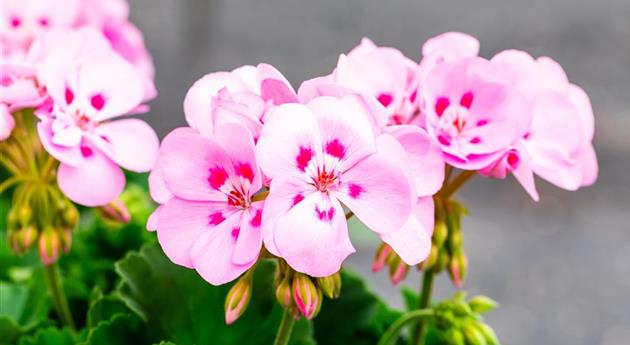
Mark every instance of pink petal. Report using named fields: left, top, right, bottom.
left=422, top=32, right=480, bottom=60
left=260, top=78, right=298, bottom=105
left=381, top=197, right=434, bottom=265
left=146, top=205, right=162, bottom=232
left=93, top=119, right=159, bottom=172
left=307, top=96, right=377, bottom=171
left=511, top=148, right=540, bottom=201
left=212, top=123, right=262, bottom=195
left=384, top=125, right=445, bottom=196
left=157, top=197, right=232, bottom=268
left=160, top=132, right=233, bottom=202
left=37, top=118, right=83, bottom=166
left=578, top=143, right=598, bottom=187
left=0, top=105, right=15, bottom=141
left=190, top=212, right=255, bottom=285
left=273, top=192, right=355, bottom=277
left=57, top=149, right=125, bottom=207
left=334, top=139, right=413, bottom=234
left=256, top=103, right=322, bottom=179
left=232, top=201, right=264, bottom=265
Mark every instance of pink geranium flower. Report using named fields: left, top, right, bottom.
left=0, top=104, right=16, bottom=141
left=184, top=63, right=297, bottom=139
left=155, top=124, right=264, bottom=285
left=256, top=96, right=413, bottom=276
left=34, top=29, right=158, bottom=206
left=422, top=57, right=531, bottom=170
left=484, top=50, right=598, bottom=199
left=299, top=38, right=419, bottom=125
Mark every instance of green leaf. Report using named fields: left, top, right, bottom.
left=86, top=244, right=314, bottom=345
left=313, top=269, right=403, bottom=345
left=17, top=326, right=75, bottom=345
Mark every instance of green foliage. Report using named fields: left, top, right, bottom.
left=17, top=327, right=75, bottom=345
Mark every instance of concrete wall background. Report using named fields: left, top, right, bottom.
left=128, top=1, right=630, bottom=344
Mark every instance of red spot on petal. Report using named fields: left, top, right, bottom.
left=315, top=206, right=335, bottom=222
left=435, top=97, right=450, bottom=117
left=460, top=92, right=474, bottom=109
left=476, top=119, right=488, bottom=127
left=80, top=146, right=93, bottom=158
left=292, top=194, right=305, bottom=206
left=377, top=93, right=393, bottom=107
left=470, top=137, right=481, bottom=144
left=208, top=212, right=225, bottom=226
left=235, top=163, right=254, bottom=183
left=64, top=87, right=74, bottom=105
left=296, top=147, right=313, bottom=172
left=38, top=17, right=49, bottom=27
left=90, top=94, right=106, bottom=110
left=231, top=227, right=240, bottom=239
left=437, top=135, right=451, bottom=146
left=348, top=183, right=363, bottom=199
left=409, top=90, right=417, bottom=103
left=523, top=132, right=530, bottom=140
left=506, top=151, right=520, bottom=169
left=207, top=167, right=228, bottom=190
left=10, top=16, right=21, bottom=28
left=250, top=209, right=262, bottom=227
left=325, top=139, right=345, bottom=159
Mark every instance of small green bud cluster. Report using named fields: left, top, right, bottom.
left=434, top=292, right=500, bottom=345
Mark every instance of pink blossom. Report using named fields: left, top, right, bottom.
left=184, top=63, right=296, bottom=139
left=0, top=62, right=45, bottom=112
left=1, top=104, right=16, bottom=141
left=422, top=57, right=531, bottom=170
left=256, top=97, right=414, bottom=276
left=484, top=50, right=598, bottom=199
left=299, top=38, right=419, bottom=125
left=155, top=124, right=264, bottom=285
left=34, top=30, right=158, bottom=206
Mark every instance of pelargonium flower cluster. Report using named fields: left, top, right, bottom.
left=1, top=0, right=158, bottom=207
left=149, top=31, right=597, bottom=290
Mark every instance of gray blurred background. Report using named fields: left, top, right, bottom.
left=129, top=1, right=630, bottom=344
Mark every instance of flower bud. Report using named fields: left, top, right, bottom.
left=435, top=249, right=449, bottom=273
left=442, top=328, right=466, bottom=345
left=463, top=322, right=488, bottom=345
left=7, top=207, right=19, bottom=231
left=292, top=273, right=322, bottom=320
left=98, top=198, right=130, bottom=224
left=468, top=296, right=499, bottom=314
left=19, top=225, right=39, bottom=251
left=38, top=226, right=60, bottom=266
left=452, top=300, right=473, bottom=317
left=389, top=255, right=409, bottom=286
left=275, top=276, right=293, bottom=309
left=17, top=205, right=33, bottom=226
left=59, top=228, right=72, bottom=254
left=62, top=205, right=79, bottom=229
left=448, top=229, right=463, bottom=251
left=419, top=244, right=439, bottom=271
left=8, top=230, right=21, bottom=254
left=372, top=243, right=392, bottom=272
left=448, top=250, right=467, bottom=288
left=433, top=220, right=448, bottom=247
left=224, top=274, right=252, bottom=325
left=476, top=323, right=500, bottom=345
left=317, top=272, right=341, bottom=299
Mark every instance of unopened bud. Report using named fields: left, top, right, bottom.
left=19, top=226, right=38, bottom=251
left=224, top=274, right=252, bottom=325
left=98, top=198, right=130, bottom=224
left=8, top=208, right=19, bottom=230
left=443, top=328, right=466, bottom=345
left=8, top=230, right=21, bottom=254
left=435, top=250, right=449, bottom=273
left=452, top=300, right=473, bottom=317
left=18, top=205, right=32, bottom=226
left=476, top=323, right=500, bottom=345
left=448, top=229, right=463, bottom=251
left=388, top=255, right=409, bottom=286
left=419, top=244, right=439, bottom=271
left=448, top=250, right=467, bottom=288
left=317, top=272, right=341, bottom=299
left=62, top=205, right=79, bottom=229
left=372, top=243, right=392, bottom=272
left=59, top=228, right=72, bottom=253
left=463, top=322, right=488, bottom=345
left=468, top=296, right=499, bottom=314
left=292, top=273, right=322, bottom=320
left=433, top=220, right=448, bottom=247
left=38, top=226, right=60, bottom=266
left=275, top=276, right=293, bottom=309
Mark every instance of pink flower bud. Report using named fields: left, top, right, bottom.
left=60, top=228, right=72, bottom=254
left=98, top=198, right=131, bottom=224
left=38, top=226, right=60, bottom=266
left=388, top=255, right=409, bottom=286
left=317, top=272, right=342, bottom=299
left=224, top=275, right=252, bottom=325
left=20, top=226, right=38, bottom=250
left=448, top=250, right=468, bottom=288
left=292, top=273, right=322, bottom=320
left=372, top=243, right=393, bottom=272
left=275, top=276, right=293, bottom=309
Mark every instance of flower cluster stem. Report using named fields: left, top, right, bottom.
left=379, top=309, right=434, bottom=345
left=410, top=270, right=435, bottom=345
left=273, top=308, right=296, bottom=345
left=44, top=263, right=75, bottom=331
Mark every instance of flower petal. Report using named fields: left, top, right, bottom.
left=37, top=118, right=83, bottom=166
left=232, top=201, right=264, bottom=265
left=93, top=118, right=159, bottom=172
left=381, top=197, right=434, bottom=265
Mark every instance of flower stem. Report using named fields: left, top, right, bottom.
left=378, top=309, right=434, bottom=345
left=440, top=170, right=475, bottom=199
left=410, top=270, right=435, bottom=345
left=44, top=263, right=75, bottom=331
left=273, top=308, right=295, bottom=345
